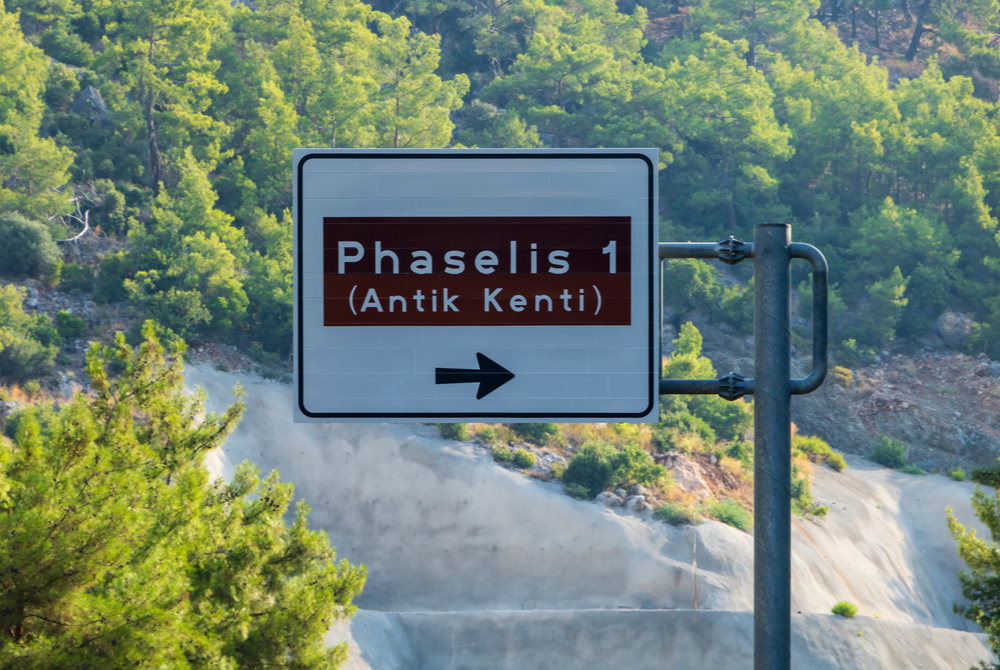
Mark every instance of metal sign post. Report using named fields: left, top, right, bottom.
left=659, top=223, right=828, bottom=670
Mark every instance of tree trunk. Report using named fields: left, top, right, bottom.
left=905, top=0, right=932, bottom=60
left=874, top=6, right=881, bottom=48
left=145, top=89, right=163, bottom=193
left=144, top=35, right=163, bottom=193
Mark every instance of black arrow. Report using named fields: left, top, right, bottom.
left=435, top=353, right=515, bottom=399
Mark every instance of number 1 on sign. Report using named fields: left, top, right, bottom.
left=602, top=240, right=617, bottom=274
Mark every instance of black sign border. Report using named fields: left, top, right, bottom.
left=296, top=151, right=658, bottom=420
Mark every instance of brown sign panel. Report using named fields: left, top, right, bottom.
left=323, top=217, right=631, bottom=326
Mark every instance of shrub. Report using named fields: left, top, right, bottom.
left=492, top=447, right=515, bottom=463
left=0, top=213, right=60, bottom=279
left=653, top=502, right=701, bottom=526
left=826, top=452, right=848, bottom=472
left=838, top=338, right=873, bottom=368
left=793, top=435, right=833, bottom=462
left=899, top=464, right=926, bottom=475
left=970, top=466, right=1000, bottom=488
left=493, top=447, right=535, bottom=468
left=830, top=365, right=854, bottom=387
left=687, top=395, right=752, bottom=442
left=0, top=285, right=58, bottom=382
left=93, top=252, right=130, bottom=303
left=476, top=425, right=500, bottom=445
left=512, top=448, right=536, bottom=469
left=950, top=467, right=967, bottom=481
left=510, top=423, right=558, bottom=444
left=706, top=498, right=752, bottom=531
left=60, top=263, right=96, bottom=292
left=562, top=442, right=617, bottom=498
left=55, top=311, right=86, bottom=340
left=562, top=441, right=666, bottom=499
left=726, top=440, right=753, bottom=467
left=564, top=482, right=591, bottom=499
left=654, top=411, right=716, bottom=451
left=550, top=462, right=567, bottom=479
left=436, top=423, right=471, bottom=442
left=868, top=436, right=907, bottom=469
left=832, top=601, right=858, bottom=618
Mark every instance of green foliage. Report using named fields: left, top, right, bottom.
left=493, top=447, right=536, bottom=469
left=705, top=498, right=752, bottom=531
left=4, top=0, right=1000, bottom=372
left=562, top=442, right=618, bottom=499
left=867, top=436, right=908, bottom=469
left=562, top=441, right=666, bottom=499
left=659, top=323, right=753, bottom=455
left=475, top=425, right=500, bottom=446
left=899, top=464, right=926, bottom=475
left=53, top=310, right=85, bottom=340
left=790, top=460, right=827, bottom=517
left=0, top=4, right=72, bottom=219
left=492, top=446, right=514, bottom=463
left=826, top=452, right=847, bottom=472
left=436, top=423, right=471, bottom=442
left=510, top=423, right=558, bottom=444
left=0, top=284, right=58, bottom=383
left=949, top=488, right=1000, bottom=662
left=793, top=435, right=833, bottom=461
left=550, top=461, right=566, bottom=480
left=0, top=323, right=365, bottom=667
left=663, top=259, right=723, bottom=318
left=970, top=467, right=1000, bottom=489
left=0, top=213, right=60, bottom=279
left=513, top=448, right=536, bottom=469
left=563, top=482, right=591, bottom=499
left=829, top=366, right=854, bottom=387
left=831, top=601, right=858, bottom=618
left=950, top=467, right=967, bottom=482
left=792, top=434, right=846, bottom=473
left=653, top=501, right=701, bottom=526
left=58, top=263, right=95, bottom=293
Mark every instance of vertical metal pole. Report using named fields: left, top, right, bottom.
left=754, top=224, right=791, bottom=670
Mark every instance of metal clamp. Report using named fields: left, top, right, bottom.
left=658, top=238, right=752, bottom=263
left=718, top=372, right=748, bottom=401
left=716, top=236, right=750, bottom=265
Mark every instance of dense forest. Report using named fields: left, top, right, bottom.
left=1, top=0, right=1000, bottom=665
left=0, top=0, right=998, bottom=380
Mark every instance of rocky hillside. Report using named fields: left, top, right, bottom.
left=685, top=311, right=1000, bottom=473
left=188, top=364, right=995, bottom=670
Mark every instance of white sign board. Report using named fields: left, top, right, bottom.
left=294, top=149, right=659, bottom=422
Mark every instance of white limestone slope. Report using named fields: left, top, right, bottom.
left=188, top=365, right=994, bottom=669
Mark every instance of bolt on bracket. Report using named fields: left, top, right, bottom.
left=718, top=372, right=749, bottom=401
left=716, top=236, right=750, bottom=265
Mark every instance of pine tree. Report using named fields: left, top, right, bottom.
left=0, top=323, right=365, bottom=668
left=948, top=490, right=1000, bottom=669
left=0, top=3, right=73, bottom=219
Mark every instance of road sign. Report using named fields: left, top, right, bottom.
left=294, top=149, right=658, bottom=422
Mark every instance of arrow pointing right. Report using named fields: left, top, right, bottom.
left=435, top=353, right=515, bottom=399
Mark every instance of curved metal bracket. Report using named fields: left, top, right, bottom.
left=789, top=243, right=828, bottom=395
left=658, top=236, right=827, bottom=401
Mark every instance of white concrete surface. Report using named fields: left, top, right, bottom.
left=188, top=365, right=996, bottom=669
